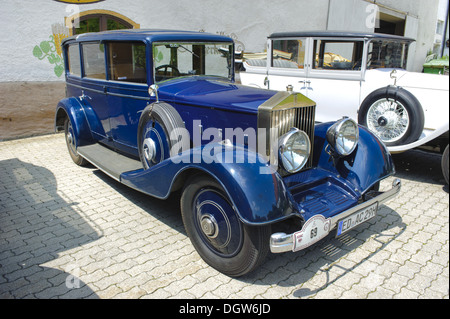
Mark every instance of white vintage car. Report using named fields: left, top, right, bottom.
left=240, top=31, right=449, bottom=184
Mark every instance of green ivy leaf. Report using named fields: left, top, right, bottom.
left=40, top=41, right=51, bottom=54
left=33, top=45, right=43, bottom=58
left=54, top=65, right=64, bottom=77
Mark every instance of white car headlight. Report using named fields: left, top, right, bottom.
left=278, top=128, right=311, bottom=173
left=326, top=118, right=359, bottom=157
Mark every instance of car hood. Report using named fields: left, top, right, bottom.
left=367, top=69, right=449, bottom=91
left=157, top=77, right=278, bottom=113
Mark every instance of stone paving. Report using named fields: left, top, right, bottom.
left=0, top=133, right=448, bottom=299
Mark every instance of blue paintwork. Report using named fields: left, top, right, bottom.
left=120, top=122, right=394, bottom=225
left=58, top=29, right=396, bottom=228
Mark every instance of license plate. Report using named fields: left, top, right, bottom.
left=293, top=215, right=331, bottom=252
left=336, top=202, right=378, bottom=237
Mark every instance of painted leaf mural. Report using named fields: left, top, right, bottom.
left=33, top=24, right=69, bottom=78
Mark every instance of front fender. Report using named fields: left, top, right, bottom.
left=55, top=97, right=94, bottom=147
left=313, top=122, right=395, bottom=193
left=120, top=145, right=297, bottom=225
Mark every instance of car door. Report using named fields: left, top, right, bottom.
left=266, top=37, right=310, bottom=96
left=304, top=38, right=366, bottom=123
left=106, top=41, right=150, bottom=158
left=80, top=42, right=113, bottom=147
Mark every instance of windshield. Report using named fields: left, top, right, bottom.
left=153, top=42, right=234, bottom=83
left=367, top=40, right=410, bottom=70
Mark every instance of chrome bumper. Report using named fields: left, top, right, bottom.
left=270, top=178, right=402, bottom=253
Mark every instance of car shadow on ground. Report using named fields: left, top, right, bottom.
left=392, top=148, right=447, bottom=191
left=240, top=204, right=406, bottom=296
left=91, top=170, right=186, bottom=236
left=0, top=158, right=101, bottom=298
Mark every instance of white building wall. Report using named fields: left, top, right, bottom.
left=0, top=0, right=442, bottom=82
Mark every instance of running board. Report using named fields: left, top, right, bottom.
left=77, top=144, right=143, bottom=181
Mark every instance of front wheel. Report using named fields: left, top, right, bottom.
left=442, top=145, right=449, bottom=185
left=181, top=175, right=270, bottom=277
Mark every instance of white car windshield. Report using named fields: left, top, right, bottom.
left=153, top=42, right=234, bottom=82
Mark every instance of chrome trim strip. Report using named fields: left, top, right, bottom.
left=270, top=178, right=402, bottom=253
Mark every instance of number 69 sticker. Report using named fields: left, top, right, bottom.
left=293, top=215, right=331, bottom=252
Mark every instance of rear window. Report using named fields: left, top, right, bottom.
left=67, top=44, right=81, bottom=77
left=82, top=42, right=106, bottom=79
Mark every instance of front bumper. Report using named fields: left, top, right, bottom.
left=270, top=178, right=401, bottom=253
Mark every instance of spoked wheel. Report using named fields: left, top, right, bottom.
left=181, top=175, right=270, bottom=277
left=365, top=98, right=410, bottom=144
left=64, top=118, right=88, bottom=166
left=359, top=86, right=424, bottom=147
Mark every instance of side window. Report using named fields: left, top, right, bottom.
left=313, top=40, right=364, bottom=70
left=271, top=39, right=306, bottom=69
left=67, top=44, right=81, bottom=77
left=82, top=43, right=106, bottom=79
left=108, top=42, right=147, bottom=83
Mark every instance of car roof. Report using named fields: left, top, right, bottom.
left=268, top=30, right=415, bottom=42
left=62, top=29, right=233, bottom=45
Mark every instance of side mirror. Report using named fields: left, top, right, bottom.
left=148, top=84, right=159, bottom=102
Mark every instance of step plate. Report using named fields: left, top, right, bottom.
left=77, top=144, right=143, bottom=181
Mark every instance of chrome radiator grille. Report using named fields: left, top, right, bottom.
left=258, top=91, right=316, bottom=173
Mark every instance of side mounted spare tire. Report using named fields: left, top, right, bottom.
left=358, top=86, right=425, bottom=147
left=137, top=102, right=189, bottom=169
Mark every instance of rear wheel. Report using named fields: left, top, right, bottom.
left=64, top=118, right=88, bottom=166
left=181, top=175, right=270, bottom=277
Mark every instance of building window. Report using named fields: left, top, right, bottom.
left=65, top=9, right=140, bottom=36
left=74, top=14, right=132, bottom=35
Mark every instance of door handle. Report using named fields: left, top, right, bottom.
left=80, top=90, right=92, bottom=101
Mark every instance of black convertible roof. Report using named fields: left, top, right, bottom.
left=268, top=30, right=415, bottom=42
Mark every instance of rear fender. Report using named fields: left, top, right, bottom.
left=55, top=97, right=94, bottom=147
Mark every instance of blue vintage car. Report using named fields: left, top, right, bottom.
left=55, top=29, right=401, bottom=277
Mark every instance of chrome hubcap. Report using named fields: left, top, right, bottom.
left=143, top=138, right=156, bottom=162
left=67, top=131, right=73, bottom=146
left=367, top=98, right=409, bottom=143
left=200, top=214, right=219, bottom=238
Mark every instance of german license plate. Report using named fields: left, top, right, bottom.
left=336, top=202, right=378, bottom=237
left=293, top=215, right=331, bottom=252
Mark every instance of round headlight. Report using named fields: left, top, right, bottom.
left=326, top=118, right=359, bottom=156
left=278, top=128, right=311, bottom=173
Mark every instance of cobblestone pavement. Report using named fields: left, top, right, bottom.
left=0, top=134, right=448, bottom=299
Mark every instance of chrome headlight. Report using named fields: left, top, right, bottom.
left=278, top=128, right=311, bottom=173
left=326, top=118, right=359, bottom=156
